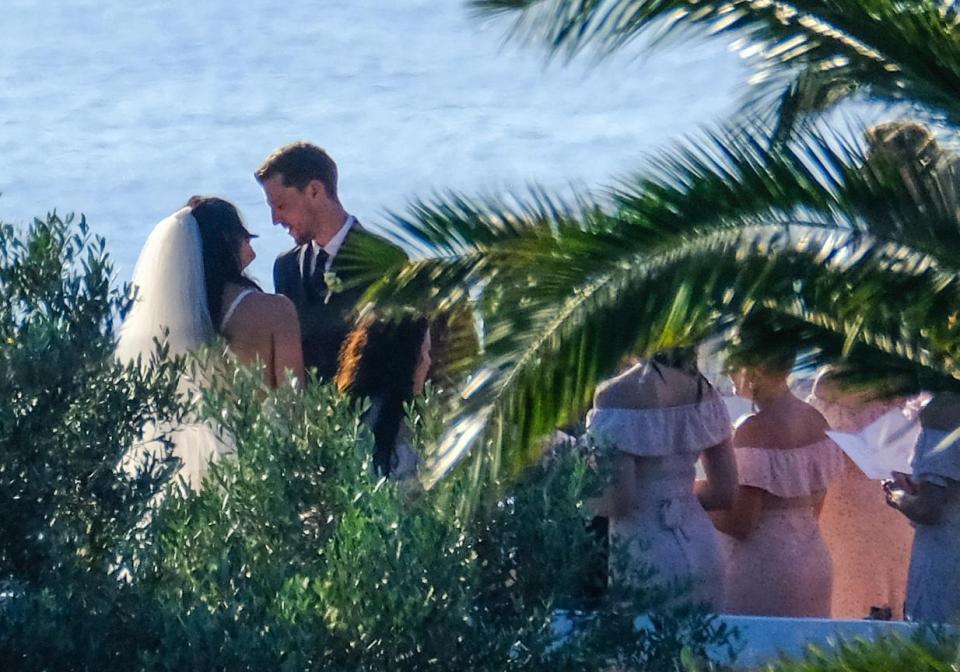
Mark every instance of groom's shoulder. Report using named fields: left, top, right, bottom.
left=275, top=245, right=301, bottom=265
left=347, top=224, right=408, bottom=260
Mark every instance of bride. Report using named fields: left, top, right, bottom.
left=116, top=196, right=304, bottom=491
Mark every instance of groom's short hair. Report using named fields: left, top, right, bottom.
left=255, top=142, right=339, bottom=199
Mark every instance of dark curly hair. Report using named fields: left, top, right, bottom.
left=187, top=196, right=261, bottom=329
left=335, top=313, right=430, bottom=476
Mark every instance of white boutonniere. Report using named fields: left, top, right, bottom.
left=323, top=271, right=344, bottom=304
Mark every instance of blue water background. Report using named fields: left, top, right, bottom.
left=1, top=0, right=749, bottom=285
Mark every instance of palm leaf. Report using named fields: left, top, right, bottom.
left=352, top=120, right=960, bottom=486
left=473, top=1, right=960, bottom=137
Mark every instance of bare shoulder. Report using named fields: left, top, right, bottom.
left=594, top=363, right=645, bottom=408
left=800, top=399, right=830, bottom=431
left=733, top=414, right=769, bottom=448
left=256, top=293, right=298, bottom=321
left=787, top=396, right=831, bottom=440
left=231, top=292, right=299, bottom=332
left=593, top=361, right=707, bottom=409
left=736, top=396, right=829, bottom=449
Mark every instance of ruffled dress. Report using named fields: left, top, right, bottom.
left=723, top=438, right=844, bottom=617
left=809, top=393, right=913, bottom=619
left=587, top=388, right=732, bottom=608
left=905, top=428, right=960, bottom=622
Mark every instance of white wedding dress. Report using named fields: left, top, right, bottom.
left=116, top=207, right=234, bottom=493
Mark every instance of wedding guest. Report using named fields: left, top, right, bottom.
left=885, top=393, right=960, bottom=622
left=117, top=197, right=303, bottom=491
left=586, top=350, right=738, bottom=608
left=809, top=367, right=913, bottom=619
left=256, top=142, right=408, bottom=380
left=335, top=313, right=431, bottom=479
left=715, top=349, right=844, bottom=617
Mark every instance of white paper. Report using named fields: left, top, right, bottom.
left=827, top=408, right=919, bottom=480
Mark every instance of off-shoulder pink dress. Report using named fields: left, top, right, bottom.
left=809, top=391, right=913, bottom=619
left=588, top=385, right=732, bottom=608
left=723, top=439, right=844, bottom=617
left=905, top=428, right=960, bottom=622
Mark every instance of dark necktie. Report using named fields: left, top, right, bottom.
left=302, top=245, right=329, bottom=301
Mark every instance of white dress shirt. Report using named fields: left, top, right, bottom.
left=300, top=214, right=355, bottom=277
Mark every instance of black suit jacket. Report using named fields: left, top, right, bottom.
left=274, top=225, right=407, bottom=381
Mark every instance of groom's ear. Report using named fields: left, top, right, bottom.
left=307, top=179, right=330, bottom=201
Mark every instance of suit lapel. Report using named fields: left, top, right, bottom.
left=285, top=247, right=308, bottom=305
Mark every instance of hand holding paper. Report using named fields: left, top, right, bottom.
left=827, top=408, right=919, bottom=480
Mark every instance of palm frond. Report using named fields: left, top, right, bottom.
left=747, top=0, right=960, bottom=131
left=352, top=119, right=960, bottom=485
left=618, top=119, right=960, bottom=265
left=424, top=219, right=960, bottom=487
left=473, top=1, right=960, bottom=134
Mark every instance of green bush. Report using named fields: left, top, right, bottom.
left=762, top=631, right=960, bottom=672
left=0, top=213, right=181, bottom=588
left=0, top=213, right=737, bottom=670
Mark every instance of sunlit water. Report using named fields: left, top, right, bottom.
left=1, top=0, right=749, bottom=284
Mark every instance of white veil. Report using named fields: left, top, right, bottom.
left=116, top=206, right=231, bottom=494
left=116, top=206, right=215, bottom=364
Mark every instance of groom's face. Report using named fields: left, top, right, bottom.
left=262, top=174, right=323, bottom=246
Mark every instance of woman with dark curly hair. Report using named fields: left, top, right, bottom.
left=335, top=313, right=431, bottom=478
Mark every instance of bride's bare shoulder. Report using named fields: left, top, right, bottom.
left=230, top=292, right=298, bottom=332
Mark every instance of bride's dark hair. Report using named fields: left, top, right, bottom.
left=187, top=196, right=261, bottom=329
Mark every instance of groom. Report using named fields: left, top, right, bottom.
left=256, top=142, right=407, bottom=380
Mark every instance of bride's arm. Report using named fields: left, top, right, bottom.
left=270, top=297, right=305, bottom=388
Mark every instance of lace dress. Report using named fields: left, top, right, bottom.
left=905, top=428, right=960, bottom=622
left=123, top=290, right=252, bottom=494
left=587, top=384, right=732, bottom=608
left=809, top=392, right=913, bottom=619
left=169, top=290, right=257, bottom=490
left=723, top=439, right=844, bottom=617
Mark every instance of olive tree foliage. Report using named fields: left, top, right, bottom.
left=0, top=212, right=181, bottom=588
